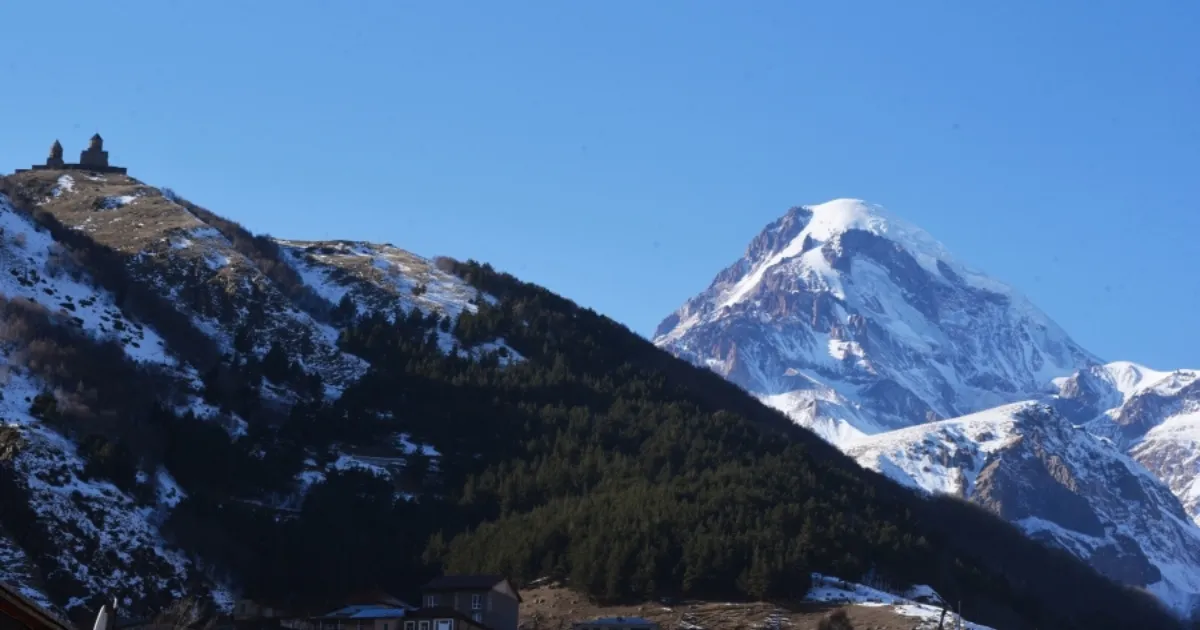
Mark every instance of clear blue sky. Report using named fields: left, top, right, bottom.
left=1, top=2, right=1197, bottom=369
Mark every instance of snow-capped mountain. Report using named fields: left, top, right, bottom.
left=654, top=199, right=1097, bottom=443
left=1050, top=362, right=1200, bottom=524
left=654, top=199, right=1200, bottom=615
left=848, top=402, right=1200, bottom=615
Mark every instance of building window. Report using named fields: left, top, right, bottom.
left=425, top=595, right=437, bottom=607
left=470, top=594, right=482, bottom=610
left=472, top=613, right=482, bottom=623
left=385, top=624, right=389, bottom=630
left=405, top=623, right=416, bottom=630
left=420, top=621, right=431, bottom=630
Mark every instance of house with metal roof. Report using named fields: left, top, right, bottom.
left=309, top=603, right=413, bottom=630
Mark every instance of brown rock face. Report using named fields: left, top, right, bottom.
left=972, top=439, right=1106, bottom=537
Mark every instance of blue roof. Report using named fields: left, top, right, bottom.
left=323, top=605, right=411, bottom=619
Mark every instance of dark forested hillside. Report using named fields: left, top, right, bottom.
left=150, top=259, right=1174, bottom=630
left=0, top=172, right=1184, bottom=630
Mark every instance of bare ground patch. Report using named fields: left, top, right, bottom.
left=518, top=584, right=948, bottom=630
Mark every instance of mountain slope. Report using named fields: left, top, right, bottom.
left=0, top=173, right=1183, bottom=630
left=1050, top=362, right=1200, bottom=524
left=847, top=401, right=1200, bottom=615
left=654, top=199, right=1097, bottom=443
left=0, top=171, right=486, bottom=617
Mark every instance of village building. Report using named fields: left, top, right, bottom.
left=398, top=607, right=488, bottom=630
left=309, top=604, right=410, bottom=630
left=298, top=575, right=519, bottom=630
left=417, top=575, right=520, bottom=630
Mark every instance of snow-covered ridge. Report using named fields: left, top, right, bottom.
left=1052, top=361, right=1198, bottom=412
left=275, top=239, right=485, bottom=320
left=845, top=401, right=1030, bottom=496
left=848, top=401, right=1200, bottom=616
left=276, top=239, right=521, bottom=361
left=1050, top=361, right=1200, bottom=529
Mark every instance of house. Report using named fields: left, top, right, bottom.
left=570, top=618, right=659, bottom=630
left=309, top=604, right=410, bottom=630
left=418, top=576, right=521, bottom=630
left=307, top=594, right=416, bottom=630
left=0, top=581, right=74, bottom=630
left=400, top=607, right=488, bottom=630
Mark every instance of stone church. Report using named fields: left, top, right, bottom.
left=17, top=134, right=127, bottom=175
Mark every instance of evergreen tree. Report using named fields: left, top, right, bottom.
left=261, top=341, right=290, bottom=384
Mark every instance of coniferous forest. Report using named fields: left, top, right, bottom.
left=0, top=246, right=1183, bottom=630
left=170, top=261, right=1181, bottom=630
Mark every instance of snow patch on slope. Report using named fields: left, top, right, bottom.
left=0, top=536, right=53, bottom=611
left=51, top=175, right=75, bottom=198
left=0, top=355, right=190, bottom=612
left=276, top=240, right=485, bottom=320
left=276, top=240, right=523, bottom=364
left=806, top=573, right=992, bottom=629
left=0, top=193, right=176, bottom=366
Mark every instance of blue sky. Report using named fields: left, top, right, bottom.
left=1, top=2, right=1197, bottom=368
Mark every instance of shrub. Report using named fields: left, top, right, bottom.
left=817, top=609, right=853, bottom=630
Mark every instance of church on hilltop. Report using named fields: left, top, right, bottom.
left=16, top=134, right=127, bottom=175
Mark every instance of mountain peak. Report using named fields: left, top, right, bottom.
left=658, top=199, right=1020, bottom=342
left=797, top=198, right=955, bottom=271
left=793, top=198, right=903, bottom=241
